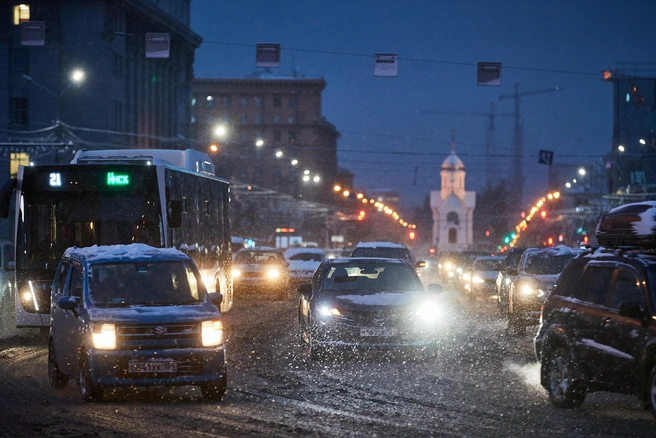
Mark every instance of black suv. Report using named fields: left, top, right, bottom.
left=534, top=201, right=656, bottom=417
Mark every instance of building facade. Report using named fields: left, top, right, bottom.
left=191, top=75, right=340, bottom=202
left=430, top=145, right=476, bottom=251
left=0, top=0, right=200, bottom=161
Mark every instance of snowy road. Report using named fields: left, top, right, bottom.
left=0, top=286, right=653, bottom=437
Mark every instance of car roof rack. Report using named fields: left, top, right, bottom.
left=595, top=201, right=656, bottom=250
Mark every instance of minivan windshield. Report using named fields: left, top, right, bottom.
left=89, top=261, right=203, bottom=307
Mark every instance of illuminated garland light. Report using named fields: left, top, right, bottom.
left=501, top=191, right=562, bottom=251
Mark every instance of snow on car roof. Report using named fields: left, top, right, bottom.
left=63, top=244, right=190, bottom=263
left=635, top=204, right=656, bottom=235
left=284, top=247, right=325, bottom=257
left=354, top=241, right=407, bottom=248
left=524, top=245, right=583, bottom=257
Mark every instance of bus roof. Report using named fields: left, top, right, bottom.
left=70, top=148, right=215, bottom=175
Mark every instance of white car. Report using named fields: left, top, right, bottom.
left=284, top=248, right=325, bottom=284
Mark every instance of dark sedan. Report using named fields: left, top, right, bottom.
left=298, top=257, right=443, bottom=360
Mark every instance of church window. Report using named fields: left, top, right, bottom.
left=448, top=228, right=457, bottom=243
left=447, top=211, right=460, bottom=225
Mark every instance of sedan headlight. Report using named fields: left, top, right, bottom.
left=462, top=273, right=471, bottom=281
left=232, top=269, right=241, bottom=278
left=91, top=323, right=116, bottom=350
left=201, top=320, right=224, bottom=347
left=520, top=283, right=536, bottom=296
left=472, top=275, right=485, bottom=284
left=415, top=301, right=440, bottom=322
left=318, top=305, right=341, bottom=317
left=267, top=268, right=280, bottom=279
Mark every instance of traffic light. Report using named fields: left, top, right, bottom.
left=357, top=210, right=366, bottom=221
left=409, top=231, right=416, bottom=240
left=547, top=237, right=554, bottom=245
left=540, top=210, right=547, bottom=219
left=503, top=236, right=511, bottom=244
left=485, top=230, right=490, bottom=237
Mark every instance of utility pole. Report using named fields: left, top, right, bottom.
left=498, top=83, right=561, bottom=211
left=415, top=105, right=513, bottom=186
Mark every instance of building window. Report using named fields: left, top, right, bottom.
left=221, top=96, right=231, bottom=107
left=273, top=96, right=281, bottom=108
left=241, top=96, right=248, bottom=107
left=10, top=152, right=29, bottom=178
left=255, top=96, right=263, bottom=107
left=239, top=146, right=248, bottom=160
left=448, top=228, right=457, bottom=243
left=273, top=115, right=281, bottom=124
left=240, top=166, right=248, bottom=179
left=447, top=211, right=460, bottom=225
left=255, top=148, right=263, bottom=160
left=254, top=166, right=262, bottom=179
left=240, top=114, right=248, bottom=124
left=240, top=131, right=247, bottom=141
left=10, top=47, right=28, bottom=71
left=9, top=97, right=28, bottom=128
left=190, top=116, right=195, bottom=124
left=112, top=100, right=123, bottom=131
left=289, top=96, right=297, bottom=108
left=288, top=132, right=296, bottom=143
left=206, top=95, right=214, bottom=107
left=274, top=131, right=281, bottom=141
left=13, top=4, right=30, bottom=25
left=288, top=115, right=296, bottom=124
left=255, top=114, right=263, bottom=124
left=191, top=98, right=196, bottom=106
left=113, top=53, right=124, bottom=79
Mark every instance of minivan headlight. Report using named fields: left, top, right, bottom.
left=91, top=323, right=116, bottom=350
left=202, top=320, right=223, bottom=347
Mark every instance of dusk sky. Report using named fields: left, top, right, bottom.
left=190, top=0, right=656, bottom=209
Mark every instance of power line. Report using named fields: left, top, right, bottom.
left=201, top=40, right=600, bottom=78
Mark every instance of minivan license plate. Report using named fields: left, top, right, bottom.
left=128, top=360, right=178, bottom=373
left=360, top=328, right=396, bottom=337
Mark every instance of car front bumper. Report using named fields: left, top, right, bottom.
left=87, top=346, right=227, bottom=388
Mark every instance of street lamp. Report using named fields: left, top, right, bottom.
left=214, top=124, right=227, bottom=138
left=618, top=145, right=625, bottom=152
left=578, top=168, right=586, bottom=176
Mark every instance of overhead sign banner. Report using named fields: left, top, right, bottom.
left=538, top=150, right=554, bottom=166
left=145, top=33, right=170, bottom=58
left=256, top=43, right=281, bottom=68
left=21, top=21, right=45, bottom=46
left=477, top=62, right=502, bottom=86
left=374, top=54, right=398, bottom=77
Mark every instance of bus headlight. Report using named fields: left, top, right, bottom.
left=91, top=323, right=116, bottom=350
left=201, top=320, right=223, bottom=347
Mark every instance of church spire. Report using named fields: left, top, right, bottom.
left=450, top=128, right=456, bottom=154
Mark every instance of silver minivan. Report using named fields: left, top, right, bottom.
left=48, top=243, right=227, bottom=402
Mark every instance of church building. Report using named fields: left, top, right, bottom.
left=430, top=142, right=476, bottom=251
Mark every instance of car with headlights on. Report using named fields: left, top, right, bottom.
left=48, top=243, right=226, bottom=402
left=464, top=255, right=505, bottom=300
left=284, top=247, right=325, bottom=287
left=232, top=247, right=290, bottom=300
left=495, top=247, right=527, bottom=314
left=298, top=257, right=443, bottom=360
left=505, top=245, right=582, bottom=333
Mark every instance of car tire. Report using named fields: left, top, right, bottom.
left=544, top=346, right=586, bottom=408
left=200, top=370, right=227, bottom=402
left=78, top=354, right=103, bottom=402
left=48, top=339, right=69, bottom=390
left=647, top=363, right=656, bottom=418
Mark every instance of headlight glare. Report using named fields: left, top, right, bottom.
left=202, top=320, right=223, bottom=346
left=318, top=305, right=340, bottom=317
left=472, top=275, right=484, bottom=284
left=232, top=269, right=241, bottom=278
left=91, top=323, right=116, bottom=350
left=416, top=301, right=439, bottom=321
left=267, top=269, right=280, bottom=279
left=520, top=284, right=535, bottom=295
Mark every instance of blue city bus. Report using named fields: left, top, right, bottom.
left=0, top=149, right=233, bottom=329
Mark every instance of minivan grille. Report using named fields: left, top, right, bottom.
left=116, top=323, right=202, bottom=349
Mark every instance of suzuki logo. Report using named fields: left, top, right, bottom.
left=153, top=326, right=167, bottom=336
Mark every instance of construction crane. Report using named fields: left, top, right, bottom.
left=415, top=103, right=514, bottom=186
left=498, top=83, right=562, bottom=211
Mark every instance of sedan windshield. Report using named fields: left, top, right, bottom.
left=322, top=262, right=424, bottom=292
left=524, top=254, right=575, bottom=275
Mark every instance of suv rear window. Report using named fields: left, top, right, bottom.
left=524, top=254, right=576, bottom=275
left=351, top=247, right=411, bottom=261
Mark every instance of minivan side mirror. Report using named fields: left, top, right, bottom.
left=618, top=301, right=644, bottom=319
left=209, top=292, right=223, bottom=308
left=297, top=283, right=312, bottom=295
left=57, top=296, right=79, bottom=318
